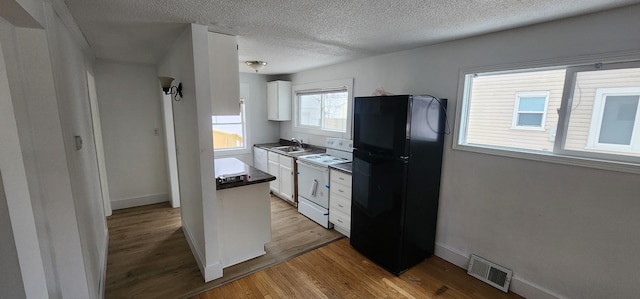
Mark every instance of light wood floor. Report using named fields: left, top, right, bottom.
left=192, top=238, right=525, bottom=299
left=105, top=196, right=342, bottom=298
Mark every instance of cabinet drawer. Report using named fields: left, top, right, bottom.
left=329, top=193, right=351, bottom=215
left=329, top=209, right=350, bottom=231
left=330, top=170, right=352, bottom=187
left=268, top=151, right=279, bottom=162
left=330, top=182, right=351, bottom=201
left=280, top=155, right=293, bottom=168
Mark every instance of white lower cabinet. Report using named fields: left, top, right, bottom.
left=329, top=169, right=352, bottom=237
left=268, top=151, right=295, bottom=204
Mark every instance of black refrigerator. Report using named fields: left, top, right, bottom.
left=350, top=95, right=447, bottom=275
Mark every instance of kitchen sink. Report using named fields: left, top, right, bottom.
left=272, top=146, right=306, bottom=154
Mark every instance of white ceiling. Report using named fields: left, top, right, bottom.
left=64, top=0, right=640, bottom=75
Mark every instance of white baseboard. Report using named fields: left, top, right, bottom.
left=182, top=224, right=223, bottom=282
left=110, top=193, right=169, bottom=210
left=434, top=242, right=563, bottom=299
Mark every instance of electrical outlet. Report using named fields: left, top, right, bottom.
left=153, top=128, right=159, bottom=136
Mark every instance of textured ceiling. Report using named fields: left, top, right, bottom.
left=64, top=0, right=640, bottom=75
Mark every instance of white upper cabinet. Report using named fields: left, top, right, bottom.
left=209, top=32, right=240, bottom=116
left=267, top=80, right=292, bottom=121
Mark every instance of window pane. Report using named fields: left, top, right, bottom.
left=323, top=91, right=348, bottom=132
left=212, top=115, right=241, bottom=123
left=213, top=124, right=243, bottom=149
left=517, top=113, right=543, bottom=126
left=300, top=94, right=322, bottom=127
left=463, top=69, right=565, bottom=152
left=598, top=95, right=638, bottom=145
left=212, top=102, right=245, bottom=150
left=518, top=97, right=546, bottom=111
left=563, top=67, right=640, bottom=156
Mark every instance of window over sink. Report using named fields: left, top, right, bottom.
left=293, top=78, right=354, bottom=139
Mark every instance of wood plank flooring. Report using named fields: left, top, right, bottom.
left=105, top=196, right=342, bottom=298
left=192, top=238, right=525, bottom=299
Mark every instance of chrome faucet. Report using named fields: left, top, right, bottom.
left=291, top=138, right=303, bottom=148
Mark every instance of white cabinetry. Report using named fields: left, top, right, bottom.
left=209, top=32, right=240, bottom=116
left=267, top=80, right=292, bottom=121
left=329, top=169, right=352, bottom=237
left=253, top=147, right=268, bottom=172
left=268, top=151, right=295, bottom=204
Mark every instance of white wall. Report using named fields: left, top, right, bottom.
left=0, top=172, right=25, bottom=298
left=1, top=1, right=110, bottom=297
left=43, top=3, right=107, bottom=297
left=215, top=73, right=280, bottom=165
left=0, top=17, right=48, bottom=298
left=288, top=5, right=640, bottom=299
left=95, top=61, right=169, bottom=210
left=157, top=24, right=223, bottom=282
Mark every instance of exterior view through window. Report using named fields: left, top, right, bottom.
left=459, top=61, right=640, bottom=164
left=212, top=99, right=246, bottom=150
left=298, top=90, right=349, bottom=132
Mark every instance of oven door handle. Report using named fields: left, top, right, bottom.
left=310, top=179, right=318, bottom=197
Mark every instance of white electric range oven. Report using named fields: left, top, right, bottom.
left=296, top=138, right=353, bottom=228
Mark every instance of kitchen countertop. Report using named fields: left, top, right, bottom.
left=214, top=157, right=276, bottom=190
left=254, top=139, right=326, bottom=158
left=330, top=162, right=352, bottom=174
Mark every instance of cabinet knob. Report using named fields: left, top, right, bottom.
left=338, top=204, right=344, bottom=208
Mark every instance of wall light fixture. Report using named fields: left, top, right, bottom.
left=158, top=76, right=183, bottom=101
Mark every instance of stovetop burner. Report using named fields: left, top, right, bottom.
left=296, top=138, right=353, bottom=167
left=297, top=153, right=349, bottom=166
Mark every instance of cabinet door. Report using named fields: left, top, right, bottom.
left=267, top=81, right=292, bottom=121
left=253, top=147, right=268, bottom=172
left=209, top=32, right=240, bottom=115
left=267, top=82, right=278, bottom=120
left=279, top=163, right=293, bottom=202
left=268, top=160, right=279, bottom=193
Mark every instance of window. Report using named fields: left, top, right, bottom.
left=513, top=92, right=549, bottom=130
left=586, top=87, right=640, bottom=153
left=212, top=99, right=246, bottom=150
left=298, top=90, right=348, bottom=132
left=457, top=60, right=640, bottom=169
left=293, top=78, right=354, bottom=138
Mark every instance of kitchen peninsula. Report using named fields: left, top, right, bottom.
left=214, top=157, right=275, bottom=268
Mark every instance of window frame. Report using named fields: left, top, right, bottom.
left=585, top=87, right=640, bottom=153
left=292, top=78, right=354, bottom=139
left=511, top=91, right=550, bottom=131
left=297, top=90, right=349, bottom=131
left=212, top=98, right=247, bottom=152
left=453, top=52, right=640, bottom=174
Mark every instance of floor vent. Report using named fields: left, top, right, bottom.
left=467, top=254, right=513, bottom=292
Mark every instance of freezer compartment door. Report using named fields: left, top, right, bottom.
left=353, top=95, right=410, bottom=156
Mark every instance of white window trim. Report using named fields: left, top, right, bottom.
left=511, top=91, right=550, bottom=131
left=213, top=98, right=250, bottom=155
left=292, top=78, right=354, bottom=139
left=453, top=49, right=640, bottom=175
left=585, top=87, right=640, bottom=153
